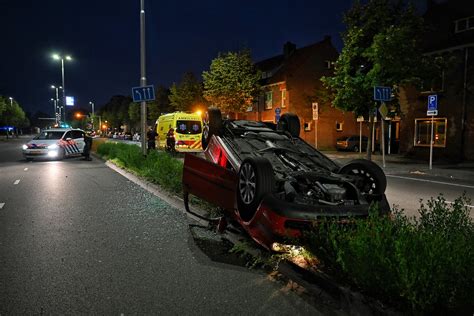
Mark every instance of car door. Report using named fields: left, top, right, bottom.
left=61, top=131, right=75, bottom=156
left=72, top=130, right=85, bottom=153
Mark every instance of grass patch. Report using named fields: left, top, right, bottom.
left=97, top=142, right=183, bottom=194
left=306, top=195, right=474, bottom=314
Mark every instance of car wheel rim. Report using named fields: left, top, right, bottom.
left=239, top=163, right=256, bottom=204
left=348, top=168, right=377, bottom=194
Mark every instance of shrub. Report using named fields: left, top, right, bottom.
left=306, top=195, right=474, bottom=314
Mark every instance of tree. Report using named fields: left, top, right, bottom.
left=0, top=96, right=27, bottom=138
left=169, top=72, right=205, bottom=112
left=203, top=50, right=261, bottom=114
left=322, top=0, right=424, bottom=159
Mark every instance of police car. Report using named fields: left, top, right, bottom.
left=22, top=128, right=86, bottom=161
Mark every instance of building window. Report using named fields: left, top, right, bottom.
left=265, top=91, right=273, bottom=110
left=414, top=118, right=447, bottom=147
left=304, top=121, right=312, bottom=131
left=455, top=16, right=474, bottom=33
left=281, top=89, right=286, bottom=108
left=336, top=121, right=343, bottom=132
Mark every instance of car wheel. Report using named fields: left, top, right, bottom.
left=202, top=107, right=223, bottom=149
left=353, top=145, right=359, bottom=152
left=339, top=159, right=387, bottom=195
left=278, top=113, right=300, bottom=138
left=237, top=157, right=275, bottom=222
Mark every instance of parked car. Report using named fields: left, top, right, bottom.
left=336, top=135, right=369, bottom=152
left=182, top=109, right=390, bottom=250
left=22, top=128, right=86, bottom=161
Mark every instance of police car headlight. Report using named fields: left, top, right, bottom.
left=47, top=150, right=58, bottom=157
left=48, top=144, right=59, bottom=150
left=22, top=144, right=28, bottom=150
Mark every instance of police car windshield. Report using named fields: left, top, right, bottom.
left=176, top=120, right=202, bottom=134
left=34, top=131, right=64, bottom=140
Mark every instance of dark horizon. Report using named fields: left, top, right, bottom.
left=1, top=0, right=429, bottom=116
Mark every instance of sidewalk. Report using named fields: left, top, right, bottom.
left=322, top=150, right=474, bottom=183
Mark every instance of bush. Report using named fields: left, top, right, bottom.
left=306, top=196, right=474, bottom=314
left=96, top=142, right=183, bottom=193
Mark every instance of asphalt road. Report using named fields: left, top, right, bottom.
left=0, top=137, right=319, bottom=315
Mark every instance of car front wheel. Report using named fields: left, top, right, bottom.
left=237, top=157, right=275, bottom=222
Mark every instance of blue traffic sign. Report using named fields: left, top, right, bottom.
left=132, top=85, right=155, bottom=102
left=373, top=86, right=392, bottom=101
left=428, top=95, right=438, bottom=111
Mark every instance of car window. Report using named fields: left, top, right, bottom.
left=34, top=131, right=64, bottom=140
left=63, top=131, right=73, bottom=139
left=71, top=130, right=84, bottom=139
left=175, top=120, right=202, bottom=134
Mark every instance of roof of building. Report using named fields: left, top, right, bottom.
left=255, top=36, right=336, bottom=85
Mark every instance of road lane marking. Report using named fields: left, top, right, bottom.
left=24, top=168, right=28, bottom=171
left=13, top=179, right=20, bottom=185
left=446, top=201, right=474, bottom=208
left=387, top=175, right=474, bottom=189
left=0, top=203, right=4, bottom=209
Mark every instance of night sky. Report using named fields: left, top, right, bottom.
left=0, top=0, right=427, bottom=116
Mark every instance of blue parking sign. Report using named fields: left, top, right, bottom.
left=428, top=95, right=437, bottom=111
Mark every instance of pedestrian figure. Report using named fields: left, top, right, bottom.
left=147, top=127, right=156, bottom=152
left=82, top=131, right=93, bottom=161
left=166, top=128, right=176, bottom=152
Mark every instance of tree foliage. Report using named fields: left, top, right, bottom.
left=169, top=72, right=205, bottom=112
left=203, top=50, right=261, bottom=113
left=322, top=0, right=424, bottom=116
left=0, top=95, right=28, bottom=128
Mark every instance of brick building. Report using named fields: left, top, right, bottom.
left=399, top=0, right=474, bottom=161
left=244, top=37, right=362, bottom=150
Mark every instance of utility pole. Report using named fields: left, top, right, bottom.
left=140, top=0, right=147, bottom=155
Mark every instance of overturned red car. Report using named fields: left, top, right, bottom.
left=182, top=108, right=390, bottom=250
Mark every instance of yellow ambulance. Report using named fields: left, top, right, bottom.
left=155, top=112, right=203, bottom=152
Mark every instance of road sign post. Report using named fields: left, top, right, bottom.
left=357, top=116, right=364, bottom=153
left=428, top=94, right=438, bottom=170
left=312, top=103, right=318, bottom=149
left=374, top=86, right=392, bottom=167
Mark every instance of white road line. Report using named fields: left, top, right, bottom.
left=13, top=179, right=20, bottom=185
left=387, top=175, right=474, bottom=189
left=0, top=203, right=5, bottom=209
left=446, top=201, right=474, bottom=208
left=24, top=168, right=28, bottom=171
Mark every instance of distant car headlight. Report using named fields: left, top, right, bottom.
left=48, top=144, right=59, bottom=150
left=22, top=144, right=28, bottom=150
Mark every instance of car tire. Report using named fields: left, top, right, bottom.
left=339, top=159, right=387, bottom=195
left=278, top=113, right=300, bottom=138
left=202, top=107, right=223, bottom=149
left=237, top=157, right=275, bottom=222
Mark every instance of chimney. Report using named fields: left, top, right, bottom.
left=283, top=41, right=296, bottom=58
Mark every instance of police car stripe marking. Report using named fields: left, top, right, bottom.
left=73, top=144, right=80, bottom=152
left=13, top=179, right=20, bottom=185
left=64, top=145, right=71, bottom=155
left=0, top=203, right=5, bottom=210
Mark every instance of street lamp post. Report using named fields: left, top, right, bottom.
left=89, top=101, right=95, bottom=130
left=51, top=85, right=62, bottom=124
left=7, top=97, right=13, bottom=139
left=50, top=98, right=57, bottom=124
left=52, top=54, right=72, bottom=123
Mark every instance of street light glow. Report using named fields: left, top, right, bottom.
left=52, top=54, right=60, bottom=60
left=66, top=55, right=72, bottom=60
